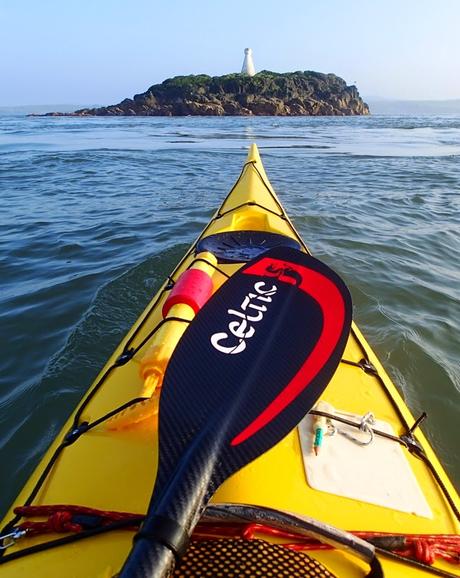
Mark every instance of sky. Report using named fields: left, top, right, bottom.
left=1, top=0, right=460, bottom=106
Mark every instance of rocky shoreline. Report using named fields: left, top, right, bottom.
left=44, top=71, right=370, bottom=117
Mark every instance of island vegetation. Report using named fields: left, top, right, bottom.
left=46, top=71, right=369, bottom=117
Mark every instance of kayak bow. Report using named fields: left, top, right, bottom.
left=1, top=144, right=458, bottom=578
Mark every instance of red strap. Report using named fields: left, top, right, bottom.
left=14, top=505, right=141, bottom=536
left=13, top=505, right=460, bottom=566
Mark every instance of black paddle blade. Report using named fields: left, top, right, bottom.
left=120, top=246, right=352, bottom=578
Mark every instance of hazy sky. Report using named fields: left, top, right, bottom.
left=1, top=0, right=459, bottom=105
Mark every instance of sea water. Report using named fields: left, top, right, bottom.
left=0, top=114, right=459, bottom=515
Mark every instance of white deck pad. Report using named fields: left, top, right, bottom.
left=298, top=409, right=432, bottom=518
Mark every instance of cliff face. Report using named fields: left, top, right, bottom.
left=53, top=71, right=370, bottom=117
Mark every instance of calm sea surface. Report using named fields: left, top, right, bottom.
left=0, top=115, right=459, bottom=515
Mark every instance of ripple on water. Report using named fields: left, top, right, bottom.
left=0, top=245, right=188, bottom=511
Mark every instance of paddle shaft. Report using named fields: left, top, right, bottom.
left=121, top=543, right=174, bottom=578
left=120, top=427, right=226, bottom=577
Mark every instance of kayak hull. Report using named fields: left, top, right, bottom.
left=1, top=144, right=458, bottom=577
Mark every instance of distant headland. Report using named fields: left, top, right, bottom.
left=43, top=71, right=370, bottom=117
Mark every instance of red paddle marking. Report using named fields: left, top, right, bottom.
left=231, top=257, right=346, bottom=447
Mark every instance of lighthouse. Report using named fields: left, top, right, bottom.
left=241, top=48, right=256, bottom=76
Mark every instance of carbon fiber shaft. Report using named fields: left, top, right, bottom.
left=119, top=541, right=175, bottom=578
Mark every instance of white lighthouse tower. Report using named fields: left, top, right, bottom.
left=241, top=48, right=256, bottom=76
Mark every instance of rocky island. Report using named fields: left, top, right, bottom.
left=47, top=71, right=369, bottom=117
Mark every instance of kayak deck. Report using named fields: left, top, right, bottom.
left=1, top=144, right=458, bottom=577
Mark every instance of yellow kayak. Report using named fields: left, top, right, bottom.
left=1, top=144, right=458, bottom=577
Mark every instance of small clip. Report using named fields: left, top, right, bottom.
left=359, top=359, right=377, bottom=375
left=115, top=348, right=135, bottom=366
left=0, top=528, right=27, bottom=550
left=338, top=412, right=375, bottom=446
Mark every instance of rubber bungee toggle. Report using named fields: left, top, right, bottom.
left=107, top=252, right=217, bottom=430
